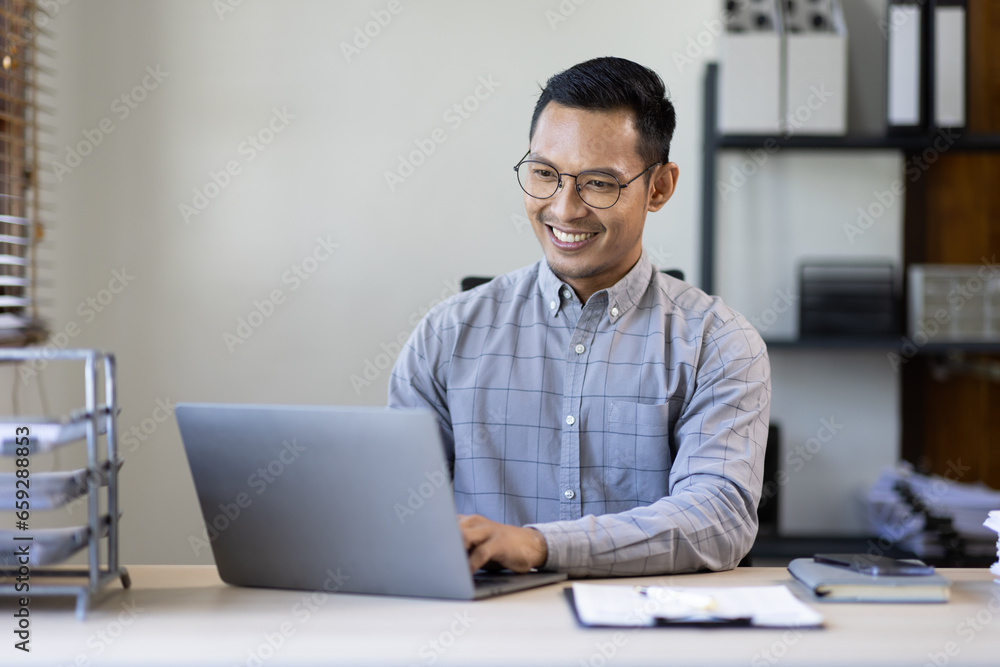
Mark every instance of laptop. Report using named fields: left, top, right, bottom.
left=176, top=403, right=567, bottom=599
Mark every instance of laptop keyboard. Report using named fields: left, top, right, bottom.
left=473, top=570, right=550, bottom=587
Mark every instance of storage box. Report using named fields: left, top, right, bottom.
left=719, top=0, right=848, bottom=136
left=783, top=0, right=848, bottom=135
left=908, top=264, right=1000, bottom=342
left=719, top=0, right=783, bottom=134
left=799, top=262, right=900, bottom=338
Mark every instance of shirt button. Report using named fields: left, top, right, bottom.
left=575, top=344, right=585, bottom=354
left=611, top=306, right=620, bottom=318
left=564, top=489, right=575, bottom=500
left=565, top=415, right=575, bottom=426
left=562, top=288, right=572, bottom=300
left=549, top=300, right=557, bottom=310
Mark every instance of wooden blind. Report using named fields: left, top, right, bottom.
left=0, top=0, right=49, bottom=344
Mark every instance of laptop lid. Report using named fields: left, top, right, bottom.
left=177, top=403, right=564, bottom=600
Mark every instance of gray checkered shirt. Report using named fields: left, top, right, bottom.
left=388, top=251, right=770, bottom=576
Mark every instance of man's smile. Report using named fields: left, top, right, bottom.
left=546, top=224, right=599, bottom=248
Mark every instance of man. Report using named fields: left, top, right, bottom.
left=389, top=57, right=770, bottom=577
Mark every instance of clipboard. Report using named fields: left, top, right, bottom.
left=564, top=583, right=824, bottom=629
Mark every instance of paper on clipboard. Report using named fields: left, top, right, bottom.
left=569, top=583, right=824, bottom=628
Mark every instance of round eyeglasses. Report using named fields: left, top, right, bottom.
left=513, top=151, right=659, bottom=209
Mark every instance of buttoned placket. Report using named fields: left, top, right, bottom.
left=557, top=289, right=604, bottom=520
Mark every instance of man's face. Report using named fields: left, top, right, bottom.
left=525, top=102, right=657, bottom=301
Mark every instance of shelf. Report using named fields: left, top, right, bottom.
left=765, top=338, right=1000, bottom=354
left=705, top=64, right=1000, bottom=153
left=916, top=342, right=1000, bottom=355
left=700, top=60, right=1000, bottom=295
left=765, top=337, right=900, bottom=350
left=715, top=133, right=1000, bottom=152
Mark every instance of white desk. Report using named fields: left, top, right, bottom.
left=2, top=566, right=998, bottom=666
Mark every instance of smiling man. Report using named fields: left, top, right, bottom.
left=389, top=57, right=770, bottom=577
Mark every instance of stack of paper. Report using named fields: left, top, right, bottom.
left=866, top=464, right=1000, bottom=559
left=984, top=511, right=1000, bottom=582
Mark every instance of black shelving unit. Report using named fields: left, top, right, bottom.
left=701, top=61, right=1000, bottom=355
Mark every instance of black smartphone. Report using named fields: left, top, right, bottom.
left=813, top=553, right=935, bottom=576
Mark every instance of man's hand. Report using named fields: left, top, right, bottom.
left=458, top=514, right=548, bottom=574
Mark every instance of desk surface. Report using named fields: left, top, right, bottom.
left=2, top=566, right=999, bottom=666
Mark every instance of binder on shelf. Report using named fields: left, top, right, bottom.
left=933, top=0, right=967, bottom=129
left=886, top=0, right=928, bottom=134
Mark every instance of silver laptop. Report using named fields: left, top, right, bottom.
left=176, top=403, right=567, bottom=599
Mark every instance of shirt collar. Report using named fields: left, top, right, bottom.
left=537, top=250, right=655, bottom=322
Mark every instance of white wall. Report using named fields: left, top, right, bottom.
left=11, top=0, right=898, bottom=564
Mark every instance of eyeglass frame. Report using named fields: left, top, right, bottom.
left=513, top=150, right=661, bottom=209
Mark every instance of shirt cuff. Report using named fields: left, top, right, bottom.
left=524, top=521, right=588, bottom=575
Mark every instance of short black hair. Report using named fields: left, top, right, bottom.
left=529, top=57, right=676, bottom=167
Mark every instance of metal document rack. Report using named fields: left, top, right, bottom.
left=0, top=349, right=130, bottom=618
